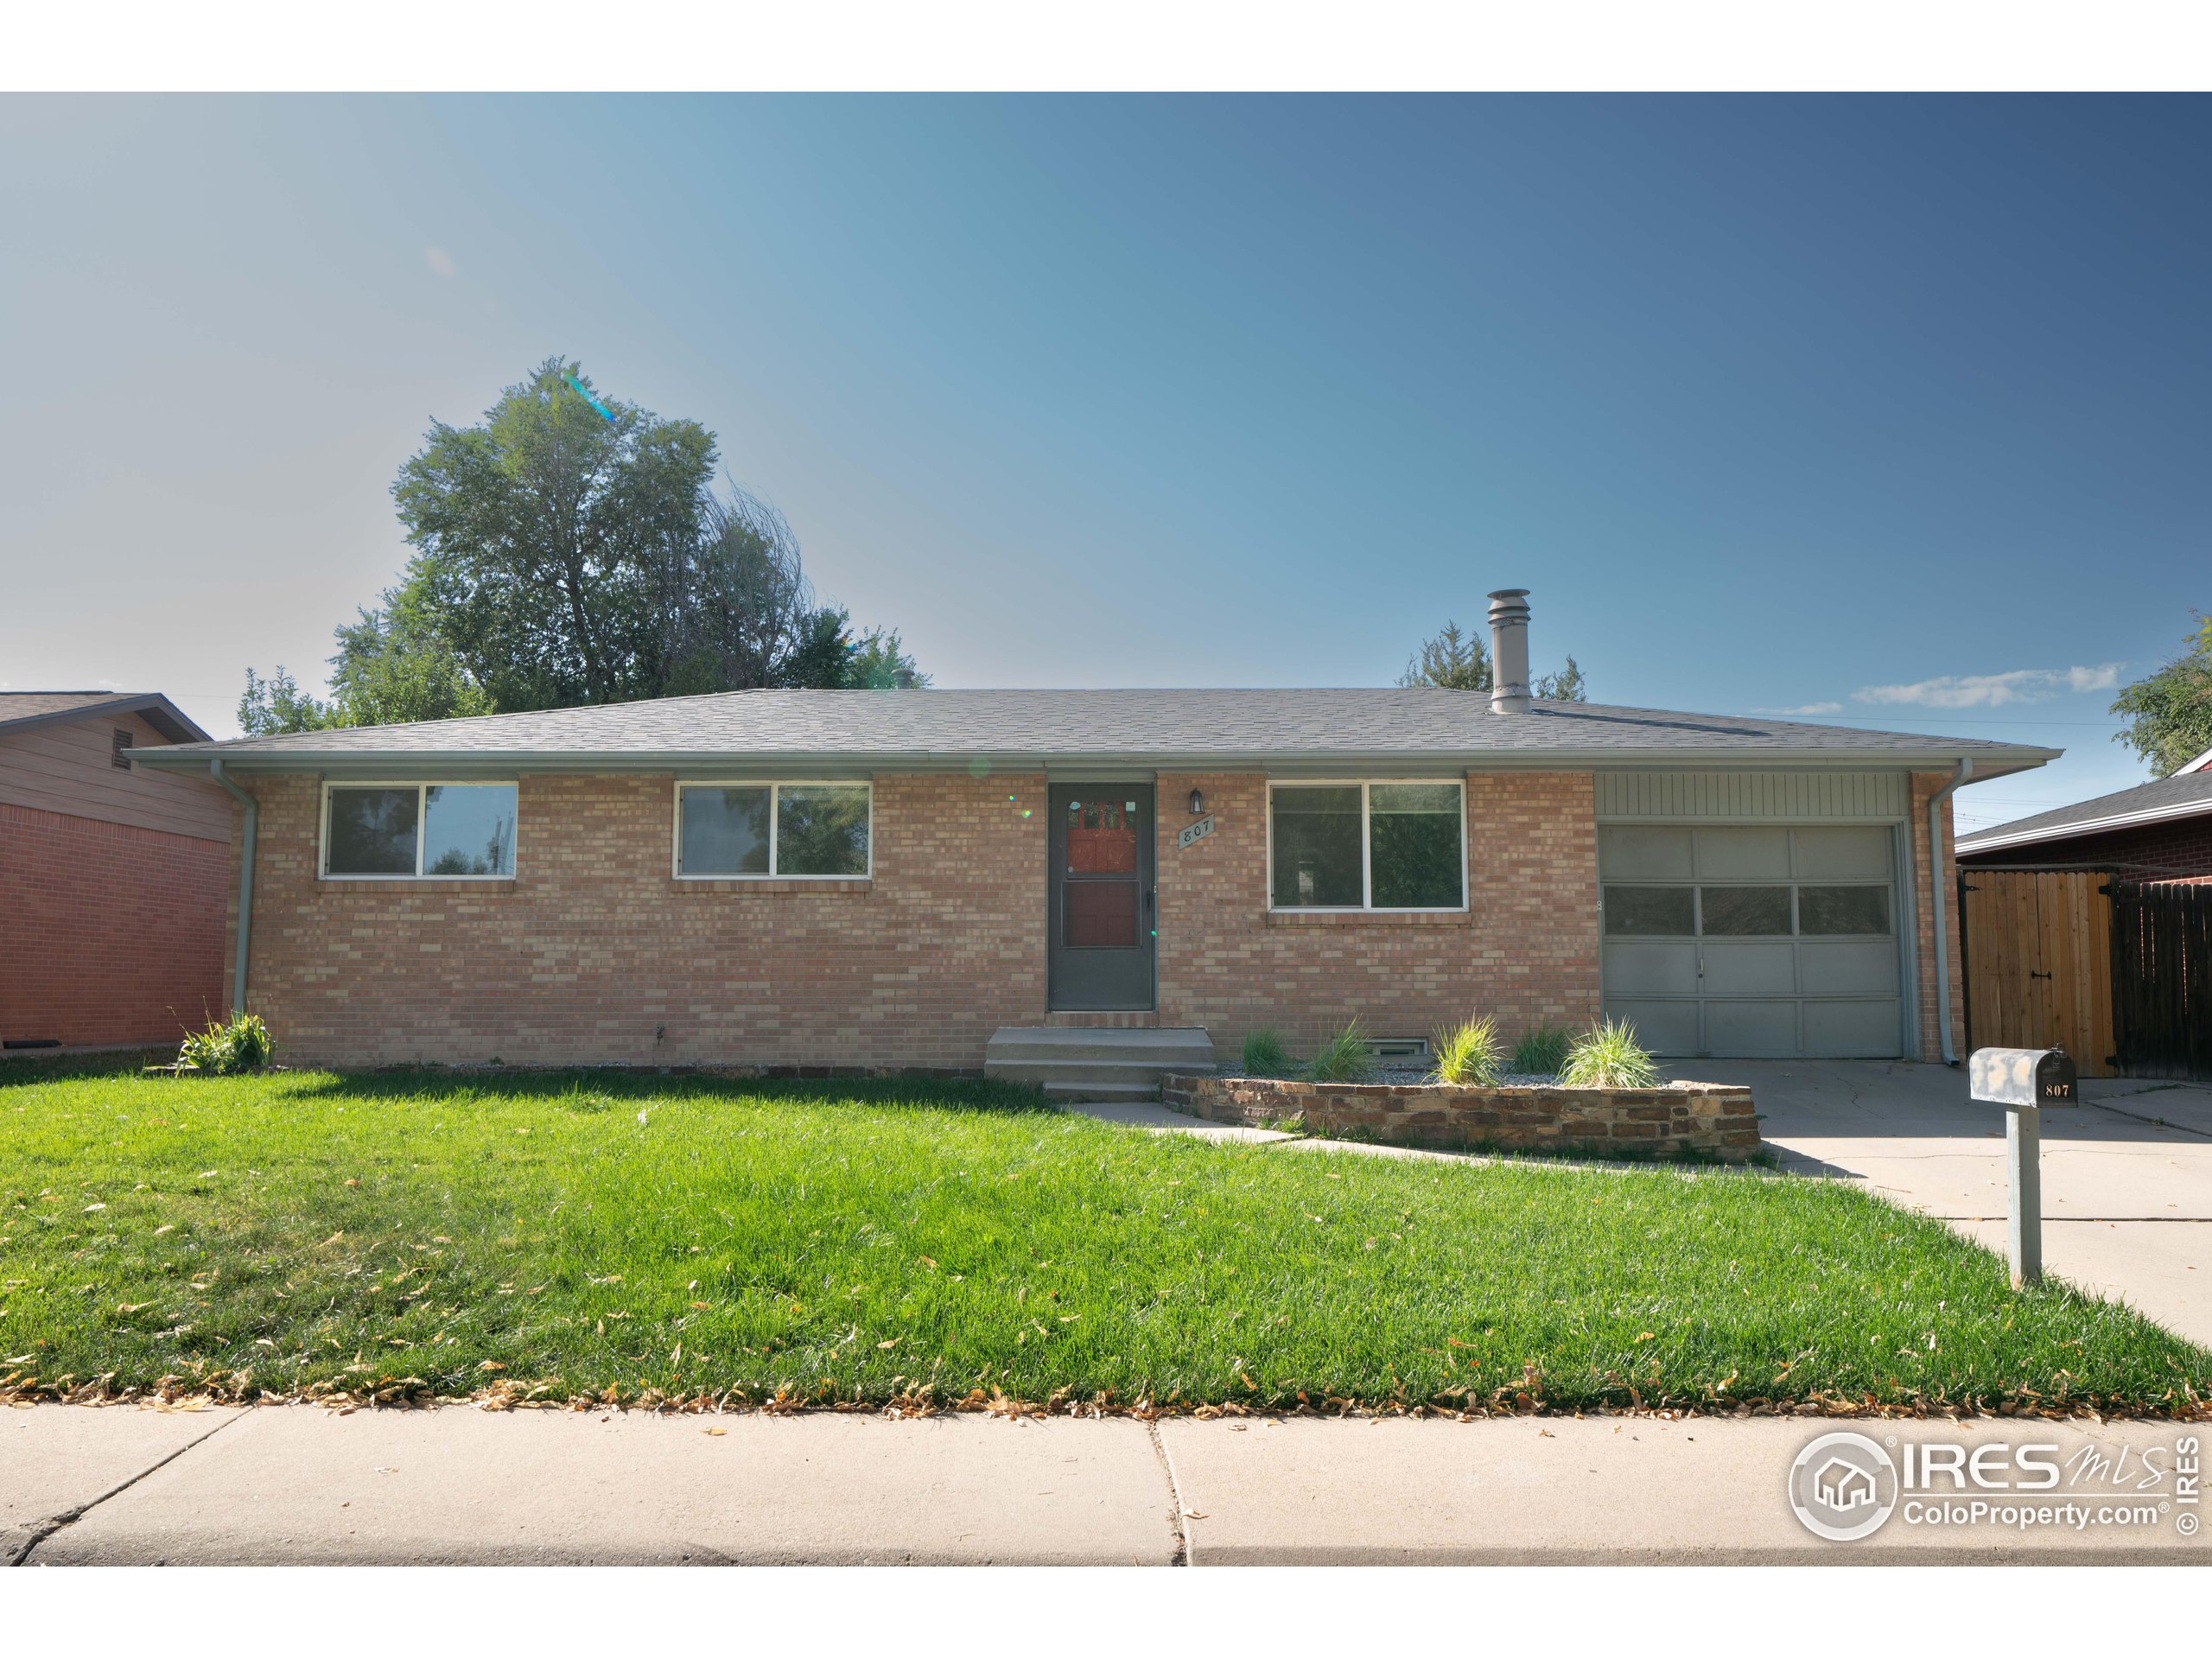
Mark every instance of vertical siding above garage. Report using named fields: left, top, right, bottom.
left=1595, top=770, right=1908, bottom=822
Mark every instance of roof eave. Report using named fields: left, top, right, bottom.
left=0, top=693, right=210, bottom=745
left=135, top=743, right=2062, bottom=778
left=1957, top=794, right=2212, bottom=855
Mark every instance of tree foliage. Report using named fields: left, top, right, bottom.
left=2111, top=615, right=2212, bottom=775
left=242, top=357, right=924, bottom=734
left=1398, top=620, right=1489, bottom=690
left=1398, top=620, right=1586, bottom=701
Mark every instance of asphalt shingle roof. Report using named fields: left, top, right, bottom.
left=133, top=687, right=2054, bottom=772
left=0, top=690, right=208, bottom=743
left=1957, top=770, right=2212, bottom=854
left=0, top=690, right=139, bottom=723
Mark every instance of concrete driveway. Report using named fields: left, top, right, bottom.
left=1680, top=1059, right=2212, bottom=1350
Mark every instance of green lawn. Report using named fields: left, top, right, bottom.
left=3, top=1062, right=2205, bottom=1414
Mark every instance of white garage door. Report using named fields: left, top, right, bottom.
left=1599, top=824, right=1903, bottom=1058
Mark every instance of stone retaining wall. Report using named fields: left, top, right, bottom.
left=1161, top=1073, right=1759, bottom=1160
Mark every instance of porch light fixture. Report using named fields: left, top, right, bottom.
left=1188, top=788, right=1205, bottom=816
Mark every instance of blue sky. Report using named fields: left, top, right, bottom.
left=2, top=94, right=2203, bottom=831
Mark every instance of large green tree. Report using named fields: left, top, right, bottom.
left=1398, top=620, right=1586, bottom=701
left=2111, top=615, right=2212, bottom=775
left=243, top=358, right=923, bottom=734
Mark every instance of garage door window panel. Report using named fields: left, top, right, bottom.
left=1799, top=884, right=1891, bottom=936
left=1604, top=886, right=1694, bottom=936
left=1700, top=886, right=1792, bottom=936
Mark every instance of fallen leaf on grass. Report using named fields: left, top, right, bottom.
left=84, top=1203, right=106, bottom=1213
left=479, top=1361, right=505, bottom=1372
left=153, top=1224, right=175, bottom=1236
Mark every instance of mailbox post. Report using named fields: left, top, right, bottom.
left=1967, top=1046, right=2079, bottom=1288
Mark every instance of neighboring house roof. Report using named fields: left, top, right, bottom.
left=0, top=690, right=210, bottom=745
left=2176, top=743, right=2212, bottom=775
left=1956, top=770, right=2212, bottom=858
left=132, top=688, right=2056, bottom=778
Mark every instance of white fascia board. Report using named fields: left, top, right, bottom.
left=1958, top=795, right=2212, bottom=855
left=137, top=746, right=2061, bottom=779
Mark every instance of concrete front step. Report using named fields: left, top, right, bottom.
left=984, top=1027, right=1215, bottom=1066
left=989, top=1060, right=1192, bottom=1090
left=984, top=1026, right=1216, bottom=1103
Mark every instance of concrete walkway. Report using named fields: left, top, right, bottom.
left=5, top=1403, right=2203, bottom=1564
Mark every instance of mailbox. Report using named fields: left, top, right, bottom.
left=1968, top=1046, right=2078, bottom=1109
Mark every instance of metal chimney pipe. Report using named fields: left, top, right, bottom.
left=1488, top=588, right=1531, bottom=714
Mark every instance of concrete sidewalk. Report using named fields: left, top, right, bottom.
left=7, top=1404, right=2207, bottom=1565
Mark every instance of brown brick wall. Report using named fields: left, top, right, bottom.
left=1, top=801, right=228, bottom=1046
left=1151, top=771, right=1601, bottom=1057
left=229, top=772, right=1048, bottom=1068
left=221, top=764, right=1958, bottom=1071
left=1908, top=771, right=1967, bottom=1062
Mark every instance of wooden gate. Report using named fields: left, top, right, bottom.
left=2109, top=880, right=2212, bottom=1080
left=1959, top=870, right=2115, bottom=1076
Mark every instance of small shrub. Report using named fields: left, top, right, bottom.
left=1307, top=1018, right=1376, bottom=1084
left=1510, top=1023, right=1573, bottom=1077
left=176, top=1010, right=274, bottom=1076
left=1429, top=1015, right=1502, bottom=1085
left=1241, top=1027, right=1292, bottom=1077
left=1559, top=1020, right=1661, bottom=1090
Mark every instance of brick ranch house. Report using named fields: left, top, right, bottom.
left=2, top=691, right=229, bottom=1049
left=136, top=596, right=2053, bottom=1077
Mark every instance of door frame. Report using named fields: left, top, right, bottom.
left=1046, top=782, right=1158, bottom=1012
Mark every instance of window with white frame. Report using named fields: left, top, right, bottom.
left=676, top=782, right=871, bottom=878
left=321, top=783, right=517, bottom=879
left=1268, top=781, right=1465, bottom=911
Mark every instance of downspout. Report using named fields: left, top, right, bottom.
left=208, top=760, right=257, bottom=1014
left=1928, top=759, right=1972, bottom=1065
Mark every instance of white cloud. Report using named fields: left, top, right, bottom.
left=1759, top=701, right=1843, bottom=716
left=424, top=246, right=455, bottom=277
left=1854, top=664, right=2120, bottom=709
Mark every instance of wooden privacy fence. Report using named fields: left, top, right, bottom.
left=2108, top=879, right=2212, bottom=1080
left=1960, top=870, right=2115, bottom=1077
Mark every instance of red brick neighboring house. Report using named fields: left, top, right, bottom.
left=0, top=691, right=230, bottom=1049
left=1956, top=764, right=2212, bottom=883
left=134, top=601, right=2055, bottom=1076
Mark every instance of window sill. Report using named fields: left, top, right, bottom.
left=316, top=879, right=517, bottom=892
left=671, top=878, right=874, bottom=894
left=1265, top=909, right=1471, bottom=926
